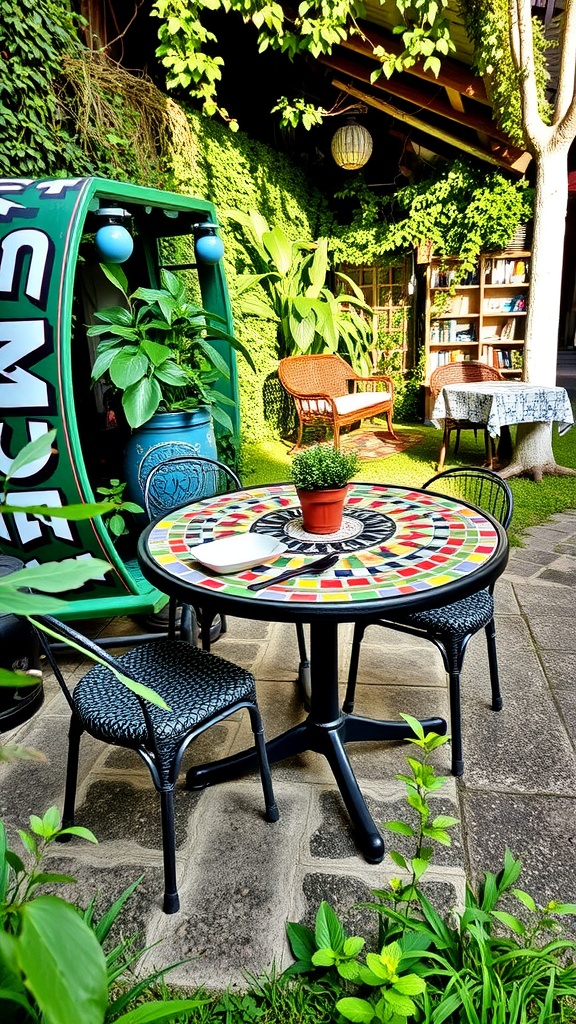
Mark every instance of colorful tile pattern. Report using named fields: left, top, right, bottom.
left=146, top=483, right=501, bottom=605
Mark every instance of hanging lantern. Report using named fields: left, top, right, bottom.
left=331, top=119, right=373, bottom=170
left=193, top=222, right=224, bottom=264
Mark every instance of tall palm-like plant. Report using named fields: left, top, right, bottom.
left=226, top=210, right=375, bottom=373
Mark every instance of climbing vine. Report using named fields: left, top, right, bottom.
left=327, top=161, right=534, bottom=279
left=151, top=0, right=456, bottom=129
left=461, top=0, right=551, bottom=146
left=0, top=0, right=89, bottom=176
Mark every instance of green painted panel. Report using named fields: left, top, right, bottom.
left=0, top=177, right=239, bottom=616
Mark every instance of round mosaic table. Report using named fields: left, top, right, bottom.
left=138, top=482, right=508, bottom=862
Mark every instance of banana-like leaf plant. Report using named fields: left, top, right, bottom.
left=226, top=209, right=375, bottom=373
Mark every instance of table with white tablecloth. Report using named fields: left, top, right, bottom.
left=431, top=381, right=574, bottom=479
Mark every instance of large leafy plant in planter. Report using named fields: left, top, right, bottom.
left=88, top=264, right=255, bottom=433
left=226, top=209, right=375, bottom=372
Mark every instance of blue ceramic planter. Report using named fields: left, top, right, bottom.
left=124, top=408, right=218, bottom=508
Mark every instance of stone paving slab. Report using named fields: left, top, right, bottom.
left=0, top=511, right=575, bottom=990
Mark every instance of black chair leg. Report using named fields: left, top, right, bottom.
left=248, top=706, right=279, bottom=823
left=343, top=622, right=366, bottom=714
left=159, top=786, right=179, bottom=914
left=446, top=639, right=466, bottom=777
left=59, top=716, right=82, bottom=836
left=485, top=618, right=503, bottom=711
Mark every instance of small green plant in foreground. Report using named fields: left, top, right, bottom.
left=0, top=807, right=204, bottom=1024
left=96, top=478, right=143, bottom=540
left=286, top=716, right=576, bottom=1023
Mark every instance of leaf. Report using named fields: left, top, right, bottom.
left=400, top=712, right=425, bottom=740
left=122, top=377, right=163, bottom=429
left=315, top=901, right=345, bottom=954
left=98, top=262, right=129, bottom=299
left=262, top=226, right=293, bottom=275
left=512, top=888, right=536, bottom=913
left=491, top=910, right=527, bottom=936
left=343, top=935, right=365, bottom=957
left=110, top=348, right=149, bottom=389
left=5, top=429, right=56, bottom=483
left=15, top=896, right=108, bottom=1024
left=393, top=973, right=426, bottom=995
left=112, top=1000, right=209, bottom=1023
left=0, top=558, right=111, bottom=594
left=285, top=920, right=316, bottom=963
left=335, top=996, right=375, bottom=1023
left=384, top=820, right=415, bottom=837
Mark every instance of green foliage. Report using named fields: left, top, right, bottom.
left=330, top=160, right=534, bottom=284
left=0, top=0, right=92, bottom=176
left=462, top=0, right=552, bottom=146
left=0, top=810, right=204, bottom=1024
left=0, top=430, right=114, bottom=634
left=226, top=209, right=375, bottom=372
left=285, top=720, right=576, bottom=1024
left=290, top=444, right=360, bottom=490
left=88, top=264, right=254, bottom=433
left=151, top=0, right=457, bottom=128
left=372, top=0, right=455, bottom=82
left=95, top=479, right=143, bottom=540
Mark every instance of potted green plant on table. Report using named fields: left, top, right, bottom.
left=88, top=264, right=255, bottom=503
left=290, top=443, right=359, bottom=535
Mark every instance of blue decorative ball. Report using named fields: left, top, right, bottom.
left=95, top=224, right=134, bottom=264
left=195, top=233, right=224, bottom=264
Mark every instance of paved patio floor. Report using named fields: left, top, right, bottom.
left=1, top=507, right=575, bottom=991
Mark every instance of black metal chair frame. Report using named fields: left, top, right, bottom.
left=35, top=615, right=278, bottom=914
left=343, top=467, right=514, bottom=777
left=143, top=454, right=311, bottom=698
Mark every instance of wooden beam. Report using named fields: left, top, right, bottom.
left=320, top=52, right=518, bottom=147
left=342, top=23, right=490, bottom=105
left=331, top=78, right=531, bottom=173
left=445, top=87, right=465, bottom=112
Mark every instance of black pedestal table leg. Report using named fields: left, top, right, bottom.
left=308, top=619, right=385, bottom=862
left=186, top=720, right=310, bottom=788
left=341, top=713, right=447, bottom=744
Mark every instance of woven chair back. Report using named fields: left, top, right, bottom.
left=429, top=361, right=503, bottom=400
left=278, top=354, right=354, bottom=398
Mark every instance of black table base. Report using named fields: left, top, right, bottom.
left=186, top=712, right=445, bottom=862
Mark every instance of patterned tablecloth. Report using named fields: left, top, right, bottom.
left=431, top=382, right=574, bottom=439
left=144, top=482, right=502, bottom=608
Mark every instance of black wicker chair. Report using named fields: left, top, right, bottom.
left=36, top=615, right=278, bottom=914
left=143, top=455, right=312, bottom=699
left=343, top=468, right=513, bottom=777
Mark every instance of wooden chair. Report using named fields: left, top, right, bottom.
left=430, top=361, right=504, bottom=470
left=343, top=467, right=513, bottom=777
left=278, top=354, right=397, bottom=450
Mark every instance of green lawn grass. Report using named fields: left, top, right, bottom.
left=242, top=421, right=576, bottom=546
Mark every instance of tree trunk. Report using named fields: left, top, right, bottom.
left=523, top=144, right=570, bottom=385
left=498, top=421, right=576, bottom=481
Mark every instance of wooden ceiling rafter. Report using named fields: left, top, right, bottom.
left=341, top=22, right=490, bottom=104
left=331, top=77, right=532, bottom=173
left=319, top=52, right=518, bottom=148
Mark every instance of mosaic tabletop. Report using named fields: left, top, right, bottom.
left=142, top=482, right=505, bottom=611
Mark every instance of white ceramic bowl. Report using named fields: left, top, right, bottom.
left=191, top=534, right=287, bottom=574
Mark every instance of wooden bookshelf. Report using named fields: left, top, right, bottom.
left=423, top=251, right=529, bottom=416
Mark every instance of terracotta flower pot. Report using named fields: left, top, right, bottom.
left=297, top=486, right=348, bottom=534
